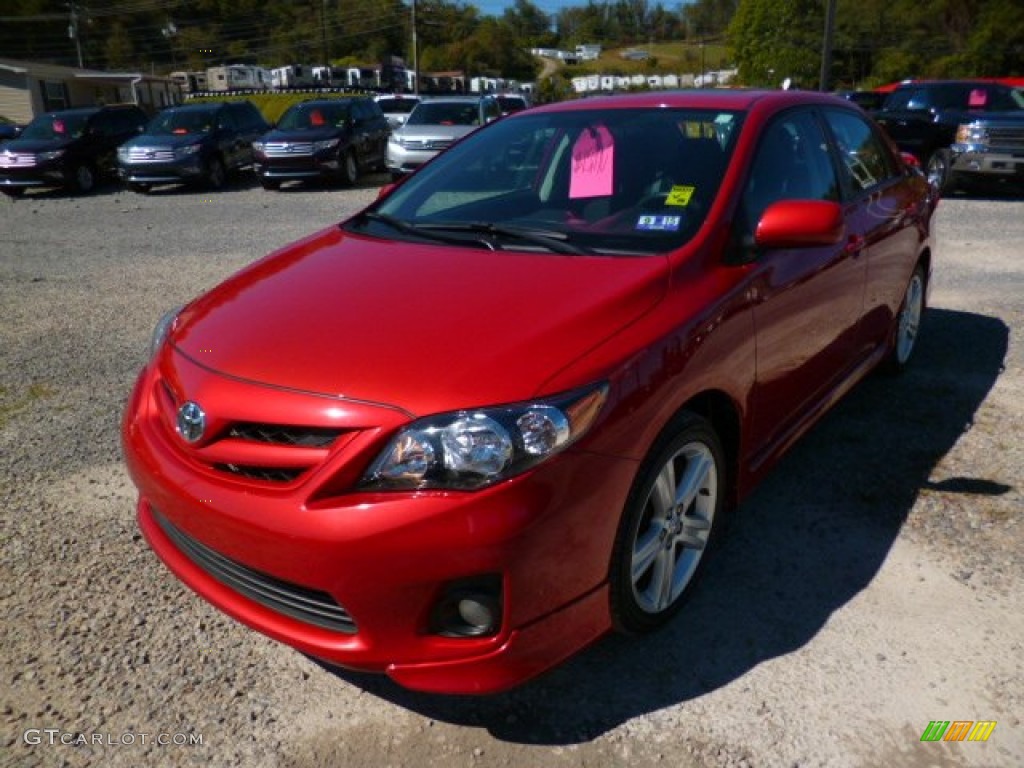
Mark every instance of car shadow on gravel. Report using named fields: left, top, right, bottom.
left=315, top=307, right=1010, bottom=745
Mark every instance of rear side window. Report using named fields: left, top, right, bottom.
left=822, top=109, right=898, bottom=195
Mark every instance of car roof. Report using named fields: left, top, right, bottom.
left=527, top=89, right=845, bottom=115
left=418, top=95, right=493, bottom=104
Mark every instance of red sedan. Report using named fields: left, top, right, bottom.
left=122, top=90, right=936, bottom=694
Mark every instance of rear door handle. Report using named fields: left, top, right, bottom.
left=845, top=234, right=866, bottom=256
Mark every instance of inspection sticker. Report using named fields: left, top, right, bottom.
left=665, top=185, right=696, bottom=206
left=636, top=215, right=682, bottom=232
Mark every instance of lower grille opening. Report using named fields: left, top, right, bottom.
left=153, top=510, right=356, bottom=634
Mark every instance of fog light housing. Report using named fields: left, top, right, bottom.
left=430, top=575, right=502, bottom=638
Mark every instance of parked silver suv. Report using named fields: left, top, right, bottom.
left=386, top=95, right=501, bottom=179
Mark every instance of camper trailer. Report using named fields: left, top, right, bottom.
left=271, top=65, right=317, bottom=89
left=169, top=71, right=208, bottom=93
left=206, top=65, right=271, bottom=92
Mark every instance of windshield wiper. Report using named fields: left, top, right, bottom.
left=416, top=222, right=593, bottom=255
left=355, top=211, right=492, bottom=248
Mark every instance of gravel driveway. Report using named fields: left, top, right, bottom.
left=1, top=178, right=1021, bottom=768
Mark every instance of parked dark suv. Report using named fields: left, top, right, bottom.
left=252, top=98, right=389, bottom=189
left=874, top=80, right=1024, bottom=191
left=117, top=100, right=270, bottom=192
left=0, top=104, right=148, bottom=197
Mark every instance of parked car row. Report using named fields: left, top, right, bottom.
left=0, top=93, right=530, bottom=199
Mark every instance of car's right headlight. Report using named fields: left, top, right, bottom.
left=361, top=384, right=608, bottom=491
left=175, top=144, right=202, bottom=157
left=38, top=149, right=65, bottom=161
left=117, top=146, right=131, bottom=161
left=388, top=134, right=405, bottom=147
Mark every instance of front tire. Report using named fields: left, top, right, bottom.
left=205, top=157, right=226, bottom=190
left=925, top=149, right=952, bottom=193
left=340, top=150, right=358, bottom=186
left=71, top=164, right=96, bottom=194
left=610, top=413, right=726, bottom=635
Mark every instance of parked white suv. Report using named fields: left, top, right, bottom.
left=386, top=95, right=501, bottom=180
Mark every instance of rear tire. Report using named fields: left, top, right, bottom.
left=610, top=413, right=726, bottom=635
left=883, top=264, right=927, bottom=374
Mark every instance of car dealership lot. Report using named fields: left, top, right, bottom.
left=1, top=180, right=1022, bottom=767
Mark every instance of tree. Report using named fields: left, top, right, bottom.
left=729, top=0, right=824, bottom=87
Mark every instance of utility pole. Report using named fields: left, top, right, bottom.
left=820, top=0, right=837, bottom=91
left=67, top=2, right=84, bottom=68
left=320, top=0, right=330, bottom=85
left=411, top=0, right=419, bottom=96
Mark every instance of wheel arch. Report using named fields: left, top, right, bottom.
left=657, top=389, right=742, bottom=511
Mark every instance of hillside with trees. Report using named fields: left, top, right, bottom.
left=1, top=0, right=1021, bottom=90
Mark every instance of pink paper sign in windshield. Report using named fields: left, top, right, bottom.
left=569, top=125, right=614, bottom=199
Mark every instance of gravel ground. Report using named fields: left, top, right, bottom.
left=1, top=177, right=1021, bottom=768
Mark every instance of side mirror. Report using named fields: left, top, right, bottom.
left=755, top=200, right=845, bottom=248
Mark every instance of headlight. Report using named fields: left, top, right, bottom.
left=38, top=149, right=65, bottom=161
left=313, top=138, right=341, bottom=152
left=252, top=141, right=264, bottom=152
left=175, top=144, right=202, bottom=157
left=117, top=146, right=131, bottom=161
left=148, top=306, right=181, bottom=360
left=388, top=134, right=404, bottom=147
left=955, top=122, right=989, bottom=146
left=362, top=384, right=608, bottom=491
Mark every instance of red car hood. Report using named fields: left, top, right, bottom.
left=171, top=226, right=667, bottom=416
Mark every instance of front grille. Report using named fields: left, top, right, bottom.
left=987, top=125, right=1024, bottom=150
left=154, top=510, right=357, bottom=633
left=126, top=147, right=176, bottom=162
left=214, top=464, right=304, bottom=482
left=401, top=139, right=453, bottom=151
left=264, top=142, right=313, bottom=157
left=228, top=423, right=339, bottom=448
left=0, top=153, right=37, bottom=168
left=157, top=380, right=350, bottom=484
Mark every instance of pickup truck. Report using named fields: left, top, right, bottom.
left=949, top=113, right=1024, bottom=193
left=873, top=80, right=1024, bottom=192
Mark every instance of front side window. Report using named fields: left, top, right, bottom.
left=354, top=108, right=743, bottom=256
left=740, top=110, right=839, bottom=234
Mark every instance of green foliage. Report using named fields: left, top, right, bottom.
left=0, top=0, right=1019, bottom=90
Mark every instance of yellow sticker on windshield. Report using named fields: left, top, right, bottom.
left=665, top=185, right=696, bottom=206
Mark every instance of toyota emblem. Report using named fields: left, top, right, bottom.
left=176, top=401, right=206, bottom=443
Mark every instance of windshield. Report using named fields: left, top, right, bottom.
left=357, top=107, right=742, bottom=256
left=21, top=112, right=90, bottom=140
left=277, top=102, right=350, bottom=130
left=407, top=102, right=482, bottom=127
left=378, top=98, right=419, bottom=115
left=146, top=108, right=218, bottom=136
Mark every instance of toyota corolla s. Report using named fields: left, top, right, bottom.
left=123, top=90, right=936, bottom=694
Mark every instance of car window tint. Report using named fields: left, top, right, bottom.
left=822, top=109, right=897, bottom=195
left=741, top=110, right=839, bottom=233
